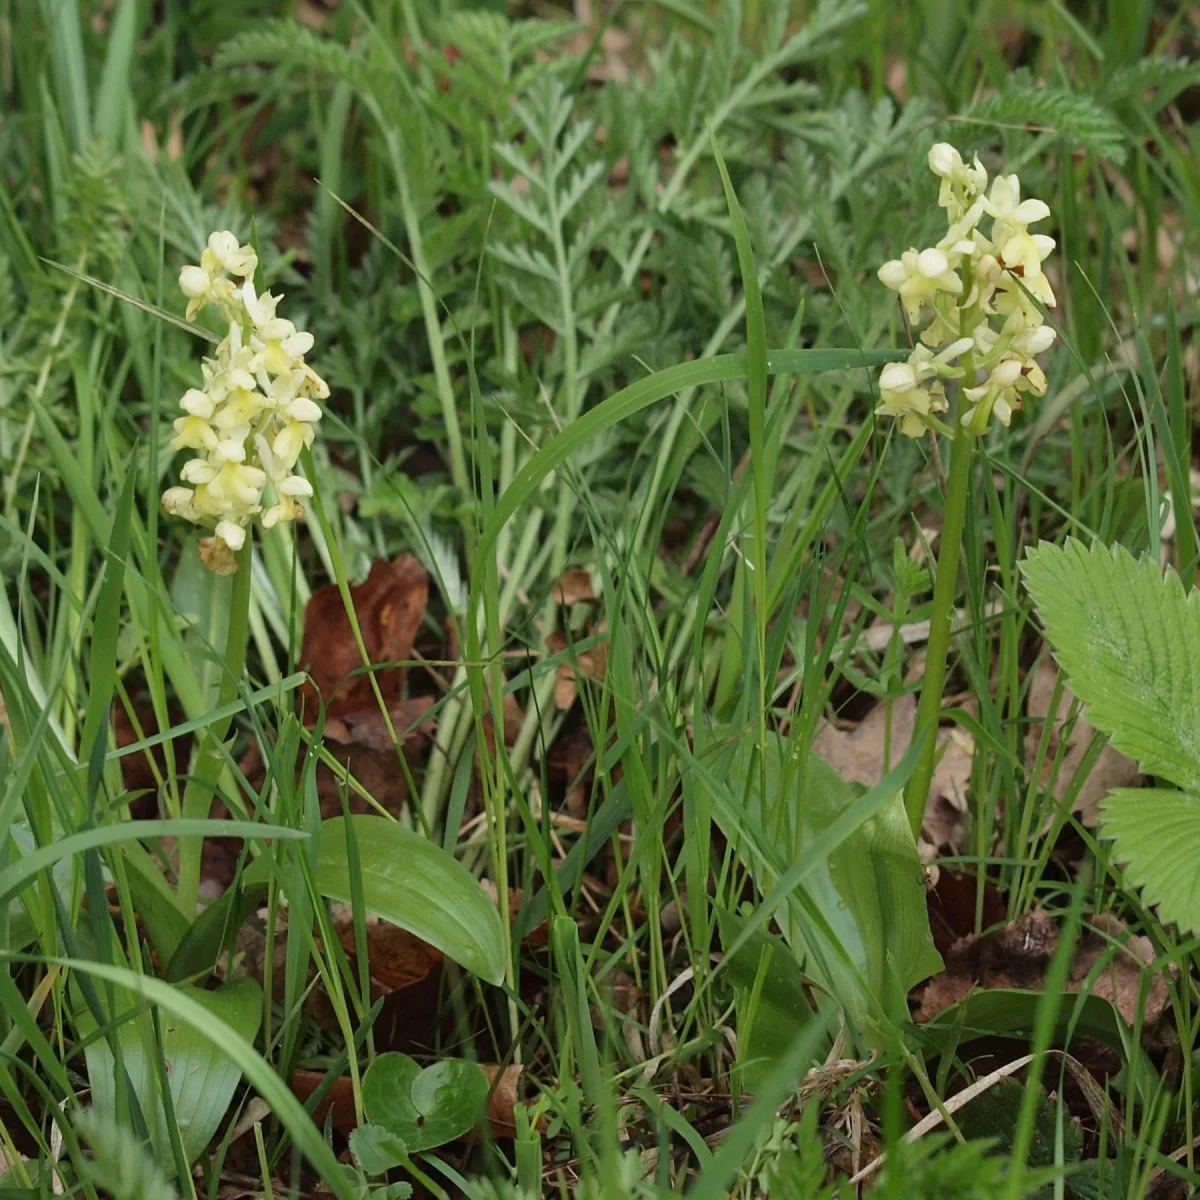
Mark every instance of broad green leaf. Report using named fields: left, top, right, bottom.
left=1021, top=539, right=1200, bottom=793
left=918, top=987, right=1132, bottom=1056
left=77, top=977, right=261, bottom=1170
left=362, top=1053, right=489, bottom=1153
left=1099, top=789, right=1200, bottom=934
left=169, top=534, right=233, bottom=710
left=717, top=909, right=821, bottom=1091
left=311, top=816, right=507, bottom=985
left=349, top=1123, right=409, bottom=1176
left=720, top=734, right=942, bottom=1035
left=165, top=882, right=268, bottom=982
left=31, top=957, right=352, bottom=1198
left=120, top=843, right=192, bottom=965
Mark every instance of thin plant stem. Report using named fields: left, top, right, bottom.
left=177, top=539, right=255, bottom=913
left=904, top=422, right=975, bottom=837
left=386, top=127, right=469, bottom=502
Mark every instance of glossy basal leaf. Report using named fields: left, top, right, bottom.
left=1100, top=789, right=1200, bottom=934
left=165, top=882, right=268, bottom=982
left=1021, top=539, right=1200, bottom=793
left=918, top=987, right=1129, bottom=1055
left=51, top=958, right=351, bottom=1197
left=78, top=977, right=262, bottom=1170
left=723, top=734, right=942, bottom=1035
left=362, top=1053, right=489, bottom=1153
left=717, top=909, right=822, bottom=1091
left=314, top=816, right=506, bottom=985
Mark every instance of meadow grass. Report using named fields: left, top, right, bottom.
left=2, top=0, right=1199, bottom=1196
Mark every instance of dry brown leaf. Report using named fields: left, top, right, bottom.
left=329, top=903, right=444, bottom=994
left=298, top=555, right=428, bottom=721
left=554, top=569, right=596, bottom=606
left=236, top=900, right=447, bottom=1039
left=198, top=536, right=238, bottom=575
left=1025, top=661, right=1140, bottom=827
left=296, top=0, right=334, bottom=29
left=917, top=908, right=1169, bottom=1027
left=547, top=721, right=595, bottom=818
left=547, top=627, right=608, bottom=711
left=113, top=694, right=189, bottom=811
left=925, top=869, right=1006, bottom=958
left=482, top=1064, right=523, bottom=1139
left=481, top=692, right=525, bottom=754
left=232, top=556, right=435, bottom=849
left=289, top=1069, right=356, bottom=1135
left=139, top=120, right=159, bottom=159
left=233, top=695, right=435, bottom=836
left=811, top=693, right=974, bottom=852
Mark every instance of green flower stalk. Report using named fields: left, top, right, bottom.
left=878, top=146, right=1058, bottom=836
left=163, top=231, right=328, bottom=909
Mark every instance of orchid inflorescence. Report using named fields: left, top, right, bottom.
left=161, top=231, right=327, bottom=574
left=876, top=144, right=1057, bottom=438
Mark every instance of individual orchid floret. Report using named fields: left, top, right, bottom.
left=178, top=232, right=259, bottom=321
left=984, top=175, right=1051, bottom=247
left=875, top=339, right=973, bottom=439
left=878, top=247, right=963, bottom=326
left=162, top=230, right=326, bottom=574
left=928, top=143, right=988, bottom=219
left=877, top=361, right=945, bottom=439
left=991, top=271, right=1054, bottom=330
left=1010, top=323, right=1057, bottom=360
left=961, top=356, right=1025, bottom=429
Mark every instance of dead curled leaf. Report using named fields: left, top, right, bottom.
left=233, top=556, right=435, bottom=841
left=298, top=554, right=429, bottom=720
left=553, top=569, right=596, bottom=607
left=233, top=898, right=446, bottom=1038
left=297, top=555, right=433, bottom=815
left=330, top=903, right=444, bottom=993
left=1025, top=660, right=1140, bottom=828
left=811, top=692, right=973, bottom=853
left=481, top=1064, right=524, bottom=1139
left=289, top=1070, right=356, bottom=1135
left=547, top=626, right=608, bottom=711
left=926, top=869, right=1007, bottom=958
left=916, top=908, right=1170, bottom=1028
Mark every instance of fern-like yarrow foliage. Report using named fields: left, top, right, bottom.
left=1022, top=538, right=1200, bottom=933
left=74, top=1108, right=180, bottom=1200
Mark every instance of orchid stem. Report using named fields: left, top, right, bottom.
left=904, top=422, right=975, bottom=837
left=177, top=539, right=254, bottom=914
